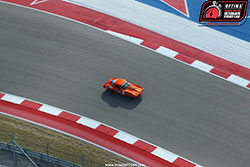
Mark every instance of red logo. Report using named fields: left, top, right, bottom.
left=199, top=0, right=248, bottom=25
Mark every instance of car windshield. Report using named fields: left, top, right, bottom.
left=110, top=79, right=118, bottom=85
left=121, top=81, right=130, bottom=89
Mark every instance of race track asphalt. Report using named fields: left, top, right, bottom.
left=1, top=3, right=250, bottom=167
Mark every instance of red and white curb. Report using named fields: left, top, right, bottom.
left=109, top=28, right=250, bottom=88
left=0, top=92, right=202, bottom=167
left=155, top=46, right=250, bottom=89
left=107, top=31, right=250, bottom=90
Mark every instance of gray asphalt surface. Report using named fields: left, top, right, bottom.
left=1, top=3, right=250, bottom=167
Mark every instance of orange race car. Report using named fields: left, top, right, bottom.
left=103, top=78, right=144, bottom=99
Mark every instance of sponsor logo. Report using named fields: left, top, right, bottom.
left=199, top=0, right=248, bottom=26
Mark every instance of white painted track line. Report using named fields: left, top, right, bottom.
left=1, top=94, right=25, bottom=104
left=152, top=147, right=179, bottom=163
left=156, top=46, right=179, bottom=58
left=106, top=30, right=143, bottom=44
left=77, top=117, right=101, bottom=129
left=227, top=75, right=250, bottom=87
left=39, top=104, right=62, bottom=116
left=191, top=60, right=214, bottom=72
left=114, top=131, right=139, bottom=144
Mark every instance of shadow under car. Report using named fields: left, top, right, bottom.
left=101, top=89, right=142, bottom=109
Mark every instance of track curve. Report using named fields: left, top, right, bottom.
left=1, top=3, right=250, bottom=167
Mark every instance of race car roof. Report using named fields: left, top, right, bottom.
left=114, top=78, right=126, bottom=86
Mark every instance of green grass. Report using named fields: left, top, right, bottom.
left=0, top=114, right=130, bottom=166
